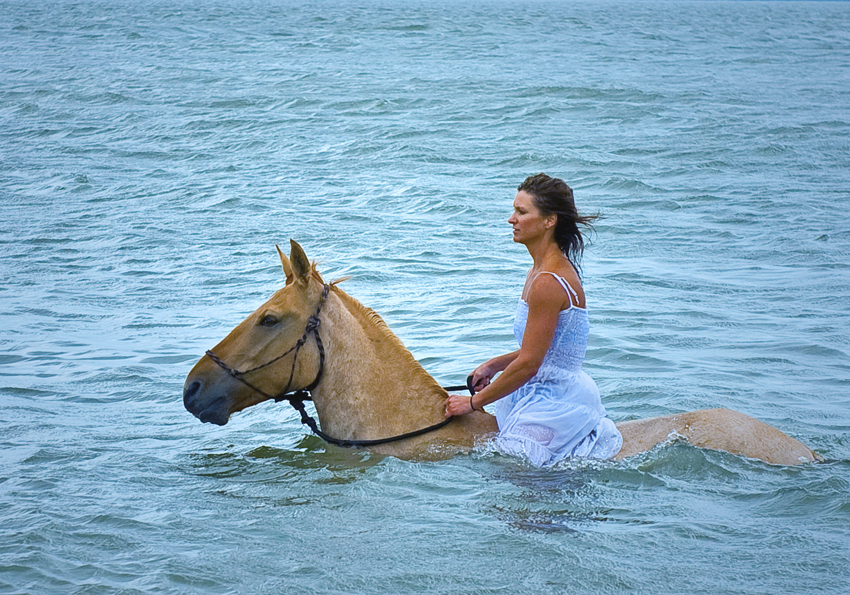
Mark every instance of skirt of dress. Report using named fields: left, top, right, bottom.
left=493, top=370, right=623, bottom=467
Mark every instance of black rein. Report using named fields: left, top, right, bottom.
left=204, top=283, right=474, bottom=448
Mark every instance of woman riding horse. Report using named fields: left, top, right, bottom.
left=445, top=174, right=621, bottom=466
left=184, top=191, right=820, bottom=465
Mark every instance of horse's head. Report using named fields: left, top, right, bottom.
left=183, top=240, right=329, bottom=425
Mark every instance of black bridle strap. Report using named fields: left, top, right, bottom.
left=286, top=396, right=453, bottom=448
left=205, top=284, right=473, bottom=448
left=273, top=375, right=474, bottom=448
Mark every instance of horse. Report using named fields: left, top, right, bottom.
left=183, top=240, right=822, bottom=465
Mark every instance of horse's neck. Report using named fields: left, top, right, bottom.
left=311, top=288, right=447, bottom=440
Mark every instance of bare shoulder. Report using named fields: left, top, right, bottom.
left=530, top=263, right=585, bottom=309
left=527, top=273, right=570, bottom=311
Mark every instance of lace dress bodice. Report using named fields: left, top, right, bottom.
left=515, top=299, right=589, bottom=375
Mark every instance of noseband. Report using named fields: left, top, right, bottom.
left=204, top=283, right=459, bottom=448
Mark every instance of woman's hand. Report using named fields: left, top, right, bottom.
left=447, top=353, right=518, bottom=417
left=469, top=362, right=495, bottom=393
left=444, top=394, right=476, bottom=418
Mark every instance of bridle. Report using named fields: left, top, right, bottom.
left=204, top=283, right=462, bottom=448
left=206, top=284, right=330, bottom=404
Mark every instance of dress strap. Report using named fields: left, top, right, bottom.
left=536, top=271, right=580, bottom=307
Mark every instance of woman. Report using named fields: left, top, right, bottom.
left=445, top=173, right=622, bottom=466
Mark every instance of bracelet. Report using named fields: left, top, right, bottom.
left=469, top=396, right=477, bottom=412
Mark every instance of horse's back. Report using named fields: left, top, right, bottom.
left=615, top=408, right=820, bottom=465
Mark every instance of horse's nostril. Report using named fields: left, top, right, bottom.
left=183, top=380, right=202, bottom=408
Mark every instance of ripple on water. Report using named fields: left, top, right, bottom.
left=1, top=0, right=849, bottom=593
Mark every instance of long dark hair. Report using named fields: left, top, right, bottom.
left=517, top=173, right=599, bottom=270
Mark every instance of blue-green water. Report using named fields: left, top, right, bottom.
left=2, top=1, right=849, bottom=593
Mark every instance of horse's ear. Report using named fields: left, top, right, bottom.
left=289, top=239, right=312, bottom=283
left=276, top=245, right=295, bottom=285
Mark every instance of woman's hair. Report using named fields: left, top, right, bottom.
left=517, top=173, right=599, bottom=270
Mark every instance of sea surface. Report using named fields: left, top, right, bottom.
left=2, top=0, right=849, bottom=593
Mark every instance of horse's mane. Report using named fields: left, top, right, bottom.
left=329, top=283, right=445, bottom=395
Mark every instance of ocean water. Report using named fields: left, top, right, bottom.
left=2, top=0, right=849, bottom=593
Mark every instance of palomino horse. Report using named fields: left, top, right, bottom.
left=184, top=241, right=821, bottom=465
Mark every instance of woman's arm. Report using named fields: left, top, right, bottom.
left=445, top=274, right=567, bottom=416
left=469, top=350, right=519, bottom=392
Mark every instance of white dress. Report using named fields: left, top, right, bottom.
left=493, top=272, right=622, bottom=466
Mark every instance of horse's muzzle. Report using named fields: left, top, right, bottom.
left=183, top=380, right=230, bottom=426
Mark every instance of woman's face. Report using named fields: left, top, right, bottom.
left=508, top=191, right=553, bottom=245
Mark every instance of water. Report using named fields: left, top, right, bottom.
left=2, top=0, right=850, bottom=592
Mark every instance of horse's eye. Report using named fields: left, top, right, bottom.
left=259, top=315, right=279, bottom=327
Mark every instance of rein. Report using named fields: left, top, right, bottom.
left=205, top=283, right=472, bottom=448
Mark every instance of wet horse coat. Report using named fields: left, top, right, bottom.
left=184, top=241, right=820, bottom=465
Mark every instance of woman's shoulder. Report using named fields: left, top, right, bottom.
left=526, top=273, right=572, bottom=311
left=530, top=265, right=585, bottom=309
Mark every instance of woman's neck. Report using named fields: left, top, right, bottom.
left=525, top=237, right=565, bottom=271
